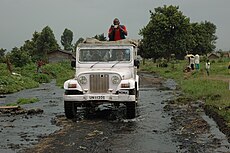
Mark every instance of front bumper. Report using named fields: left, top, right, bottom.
left=63, top=93, right=135, bottom=102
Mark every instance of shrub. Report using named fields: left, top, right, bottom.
left=32, top=73, right=50, bottom=83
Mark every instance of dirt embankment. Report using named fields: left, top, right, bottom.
left=141, top=71, right=230, bottom=144
left=164, top=97, right=230, bottom=152
left=204, top=105, right=230, bottom=142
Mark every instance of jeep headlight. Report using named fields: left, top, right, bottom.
left=111, top=76, right=120, bottom=84
left=78, top=76, right=87, bottom=84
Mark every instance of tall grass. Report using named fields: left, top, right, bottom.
left=0, top=63, right=39, bottom=94
left=42, top=61, right=75, bottom=87
left=0, top=61, right=75, bottom=94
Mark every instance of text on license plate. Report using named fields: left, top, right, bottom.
left=89, top=96, right=105, bottom=100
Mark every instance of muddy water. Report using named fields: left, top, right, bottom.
left=107, top=87, right=179, bottom=153
left=0, top=73, right=230, bottom=153
left=0, top=80, right=64, bottom=153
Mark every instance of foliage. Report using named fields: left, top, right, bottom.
left=0, top=63, right=10, bottom=76
left=0, top=48, right=6, bottom=63
left=42, top=61, right=75, bottom=87
left=61, top=28, right=73, bottom=51
left=0, top=75, right=39, bottom=94
left=139, top=5, right=217, bottom=60
left=36, top=26, right=60, bottom=61
left=7, top=26, right=60, bottom=67
left=8, top=47, right=31, bottom=67
left=20, top=31, right=40, bottom=62
left=139, top=5, right=191, bottom=60
left=190, top=21, right=217, bottom=55
left=32, top=73, right=50, bottom=83
left=74, top=37, right=84, bottom=52
left=94, top=33, right=106, bottom=41
left=0, top=61, right=74, bottom=94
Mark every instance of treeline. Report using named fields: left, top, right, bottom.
left=139, top=5, right=217, bottom=60
left=0, top=26, right=106, bottom=68
left=1, top=5, right=219, bottom=67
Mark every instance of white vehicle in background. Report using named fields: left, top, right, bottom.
left=63, top=38, right=140, bottom=119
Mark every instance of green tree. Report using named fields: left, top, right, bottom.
left=8, top=47, right=31, bottom=67
left=190, top=21, right=217, bottom=55
left=20, top=31, right=42, bottom=62
left=137, top=40, right=153, bottom=63
left=0, top=48, right=6, bottom=63
left=61, top=28, right=73, bottom=51
left=139, top=5, right=191, bottom=60
left=74, top=37, right=84, bottom=52
left=36, top=26, right=60, bottom=61
left=94, top=33, right=106, bottom=41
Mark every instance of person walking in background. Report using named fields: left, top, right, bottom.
left=205, top=60, right=211, bottom=76
left=194, top=54, right=200, bottom=70
left=190, top=56, right=195, bottom=70
left=36, top=60, right=44, bottom=73
left=108, top=18, right=127, bottom=41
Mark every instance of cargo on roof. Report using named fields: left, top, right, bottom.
left=78, top=38, right=138, bottom=47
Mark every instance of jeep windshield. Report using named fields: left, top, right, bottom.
left=79, top=49, right=131, bottom=62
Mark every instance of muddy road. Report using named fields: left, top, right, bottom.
left=0, top=72, right=229, bottom=153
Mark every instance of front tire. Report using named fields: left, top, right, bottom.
left=64, top=101, right=76, bottom=119
left=126, top=101, right=136, bottom=119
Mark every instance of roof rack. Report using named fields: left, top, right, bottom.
left=79, top=38, right=138, bottom=47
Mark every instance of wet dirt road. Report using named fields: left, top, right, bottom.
left=0, top=72, right=229, bottom=153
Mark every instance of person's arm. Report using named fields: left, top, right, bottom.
left=119, top=25, right=127, bottom=36
left=108, top=25, right=114, bottom=37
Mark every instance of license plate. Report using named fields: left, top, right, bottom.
left=88, top=96, right=105, bottom=100
left=118, top=90, right=129, bottom=94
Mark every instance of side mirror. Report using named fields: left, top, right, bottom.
left=71, top=60, right=76, bottom=68
left=134, top=59, right=140, bottom=69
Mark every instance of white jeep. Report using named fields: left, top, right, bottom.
left=63, top=38, right=139, bottom=119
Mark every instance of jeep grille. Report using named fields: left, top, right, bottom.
left=90, top=74, right=109, bottom=93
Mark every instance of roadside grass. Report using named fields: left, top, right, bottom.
left=7, top=97, right=39, bottom=106
left=0, top=63, right=39, bottom=94
left=42, top=61, right=75, bottom=87
left=140, top=58, right=230, bottom=125
left=0, top=61, right=75, bottom=94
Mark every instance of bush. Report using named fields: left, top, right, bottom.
left=0, top=75, right=39, bottom=94
left=8, top=47, right=32, bottom=67
left=0, top=61, right=74, bottom=93
left=32, top=73, right=50, bottom=83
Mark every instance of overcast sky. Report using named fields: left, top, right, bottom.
left=0, top=0, right=230, bottom=51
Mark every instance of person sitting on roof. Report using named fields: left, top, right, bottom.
left=108, top=18, right=127, bottom=41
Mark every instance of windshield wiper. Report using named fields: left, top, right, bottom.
left=111, top=61, right=121, bottom=68
left=90, top=61, right=100, bottom=68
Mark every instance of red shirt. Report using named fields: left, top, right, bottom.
left=108, top=25, right=127, bottom=41
left=114, top=28, right=122, bottom=41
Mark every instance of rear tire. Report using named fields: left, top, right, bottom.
left=64, top=101, right=76, bottom=119
left=126, top=101, right=136, bottom=119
